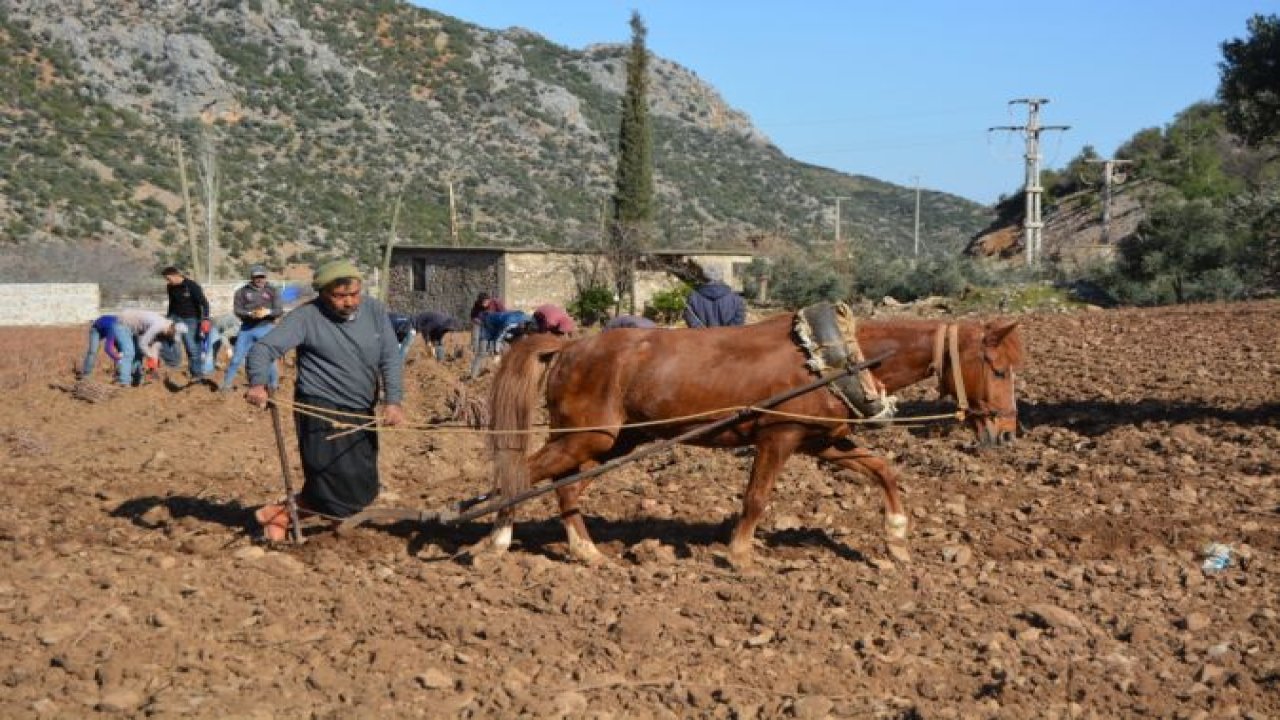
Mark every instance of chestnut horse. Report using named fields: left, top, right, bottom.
left=487, top=313, right=1023, bottom=567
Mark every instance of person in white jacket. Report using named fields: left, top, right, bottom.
left=114, top=309, right=187, bottom=385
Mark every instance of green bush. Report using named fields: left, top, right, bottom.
left=646, top=284, right=690, bottom=324
left=568, top=285, right=614, bottom=327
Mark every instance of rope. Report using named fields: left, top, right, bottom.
left=267, top=396, right=966, bottom=442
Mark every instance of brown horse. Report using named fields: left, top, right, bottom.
left=486, top=312, right=1023, bottom=567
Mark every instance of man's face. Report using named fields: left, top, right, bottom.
left=321, top=280, right=363, bottom=319
left=164, top=273, right=182, bottom=287
left=251, top=275, right=267, bottom=288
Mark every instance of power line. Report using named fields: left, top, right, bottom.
left=988, top=98, right=1069, bottom=268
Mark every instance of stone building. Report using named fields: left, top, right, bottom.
left=385, top=246, right=754, bottom=322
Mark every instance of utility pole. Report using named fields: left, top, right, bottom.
left=911, top=176, right=922, bottom=260
left=1084, top=158, right=1133, bottom=244
left=827, top=195, right=850, bottom=267
left=447, top=179, right=459, bottom=246
left=173, top=136, right=202, bottom=280
left=989, top=98, right=1069, bottom=268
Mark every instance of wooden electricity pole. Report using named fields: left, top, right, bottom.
left=447, top=179, right=459, bottom=246
left=1085, top=158, right=1133, bottom=244
left=174, top=136, right=202, bottom=280
left=990, top=98, right=1069, bottom=268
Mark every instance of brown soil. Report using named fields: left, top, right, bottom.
left=1, top=301, right=1277, bottom=719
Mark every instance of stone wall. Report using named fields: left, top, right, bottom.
left=112, top=282, right=244, bottom=319
left=0, top=284, right=100, bottom=326
left=387, top=246, right=756, bottom=324
left=386, top=248, right=502, bottom=321
left=502, top=251, right=581, bottom=311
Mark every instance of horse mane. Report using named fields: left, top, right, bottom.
left=489, top=333, right=570, bottom=500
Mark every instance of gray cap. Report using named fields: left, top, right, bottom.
left=249, top=265, right=268, bottom=278
left=704, top=266, right=724, bottom=283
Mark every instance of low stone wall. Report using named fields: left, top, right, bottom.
left=112, top=283, right=243, bottom=318
left=0, top=284, right=100, bottom=326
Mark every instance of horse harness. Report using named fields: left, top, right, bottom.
left=929, top=322, right=1011, bottom=422
left=793, top=302, right=897, bottom=424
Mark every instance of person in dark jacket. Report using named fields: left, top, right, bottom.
left=244, top=260, right=404, bottom=541
left=605, top=314, right=658, bottom=330
left=220, top=265, right=284, bottom=392
left=387, top=312, right=412, bottom=358
left=468, top=292, right=491, bottom=356
left=683, top=266, right=746, bottom=328
left=162, top=266, right=211, bottom=378
left=413, top=311, right=466, bottom=362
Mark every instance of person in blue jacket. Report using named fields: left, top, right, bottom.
left=79, top=314, right=139, bottom=385
left=683, top=266, right=746, bottom=328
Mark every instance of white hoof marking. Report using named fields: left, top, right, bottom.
left=885, top=513, right=909, bottom=540
left=491, top=525, right=513, bottom=552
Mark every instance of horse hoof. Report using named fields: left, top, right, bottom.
left=570, top=544, right=606, bottom=566
left=457, top=537, right=509, bottom=563
left=727, top=548, right=755, bottom=571
left=886, top=541, right=912, bottom=564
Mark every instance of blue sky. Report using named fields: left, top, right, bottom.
left=410, top=1, right=1277, bottom=206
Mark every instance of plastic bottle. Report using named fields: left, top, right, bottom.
left=1201, top=543, right=1232, bottom=574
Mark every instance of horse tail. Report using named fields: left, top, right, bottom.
left=489, top=334, right=569, bottom=502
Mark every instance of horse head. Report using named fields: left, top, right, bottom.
left=941, top=320, right=1024, bottom=447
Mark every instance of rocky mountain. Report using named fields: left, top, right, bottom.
left=0, top=0, right=991, bottom=281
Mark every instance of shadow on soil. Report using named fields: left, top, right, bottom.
left=111, top=495, right=255, bottom=533
left=1022, top=400, right=1280, bottom=434
left=893, top=398, right=1280, bottom=439
left=366, top=515, right=869, bottom=565
left=107, top=496, right=873, bottom=564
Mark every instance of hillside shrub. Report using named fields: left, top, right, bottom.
left=769, top=253, right=850, bottom=309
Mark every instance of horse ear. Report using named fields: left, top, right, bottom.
left=984, top=320, right=1019, bottom=347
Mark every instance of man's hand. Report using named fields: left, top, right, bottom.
left=381, top=404, right=405, bottom=427
left=244, top=385, right=270, bottom=408
left=251, top=307, right=270, bottom=319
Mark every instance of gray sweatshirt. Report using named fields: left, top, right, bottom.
left=116, top=309, right=174, bottom=360
left=246, top=296, right=404, bottom=408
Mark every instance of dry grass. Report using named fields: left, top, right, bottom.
left=0, top=326, right=83, bottom=390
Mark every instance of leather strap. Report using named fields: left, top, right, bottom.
left=947, top=324, right=969, bottom=413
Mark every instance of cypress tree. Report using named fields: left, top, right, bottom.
left=612, top=11, right=654, bottom=226
left=607, top=11, right=655, bottom=313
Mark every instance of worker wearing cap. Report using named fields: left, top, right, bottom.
left=219, top=265, right=283, bottom=393
left=243, top=259, right=405, bottom=540
left=532, top=303, right=577, bottom=336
